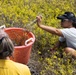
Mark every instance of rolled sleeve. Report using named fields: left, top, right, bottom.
left=60, top=28, right=70, bottom=38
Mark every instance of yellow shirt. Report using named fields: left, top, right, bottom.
left=0, top=59, right=31, bottom=75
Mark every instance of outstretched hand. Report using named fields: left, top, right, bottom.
left=36, top=16, right=42, bottom=27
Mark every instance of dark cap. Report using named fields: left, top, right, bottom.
left=0, top=29, right=8, bottom=40
left=57, top=12, right=75, bottom=21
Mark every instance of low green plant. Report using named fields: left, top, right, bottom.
left=0, top=0, right=76, bottom=75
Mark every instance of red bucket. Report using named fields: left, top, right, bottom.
left=4, top=27, right=35, bottom=64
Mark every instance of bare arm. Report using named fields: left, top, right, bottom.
left=36, top=16, right=63, bottom=37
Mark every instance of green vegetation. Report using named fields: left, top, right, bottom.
left=0, top=0, right=76, bottom=75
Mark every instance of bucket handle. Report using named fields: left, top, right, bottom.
left=0, top=25, right=6, bottom=29
left=25, top=38, right=33, bottom=45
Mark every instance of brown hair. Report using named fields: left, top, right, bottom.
left=72, top=17, right=76, bottom=28
left=72, top=22, right=76, bottom=28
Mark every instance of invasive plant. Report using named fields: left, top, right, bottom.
left=0, top=0, right=76, bottom=75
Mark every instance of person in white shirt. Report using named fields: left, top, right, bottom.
left=36, top=12, right=76, bottom=57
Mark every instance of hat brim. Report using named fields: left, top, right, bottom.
left=57, top=15, right=67, bottom=20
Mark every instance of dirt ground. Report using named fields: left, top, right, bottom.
left=27, top=50, right=41, bottom=75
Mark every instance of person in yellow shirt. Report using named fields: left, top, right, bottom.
left=0, top=29, right=31, bottom=75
